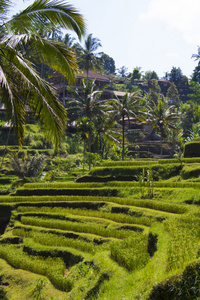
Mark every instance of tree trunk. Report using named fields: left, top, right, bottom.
left=88, top=130, right=91, bottom=153
left=122, top=114, right=125, bottom=161
left=88, top=130, right=91, bottom=171
left=62, top=77, right=66, bottom=106
left=83, top=140, right=85, bottom=174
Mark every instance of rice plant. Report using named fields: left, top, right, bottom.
left=110, top=234, right=150, bottom=271
left=164, top=215, right=200, bottom=271
left=102, top=161, right=158, bottom=167
left=24, top=182, right=105, bottom=189
left=13, top=228, right=99, bottom=253
left=0, top=244, right=73, bottom=291
left=19, top=216, right=135, bottom=239
left=16, top=206, right=153, bottom=227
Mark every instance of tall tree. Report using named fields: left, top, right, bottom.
left=117, top=66, right=128, bottom=78
left=112, top=92, right=143, bottom=160
left=148, top=79, right=161, bottom=106
left=181, top=101, right=200, bottom=138
left=93, top=114, right=120, bottom=156
left=147, top=98, right=180, bottom=157
left=143, top=70, right=159, bottom=80
left=188, top=82, right=200, bottom=104
left=76, top=117, right=90, bottom=174
left=77, top=33, right=102, bottom=76
left=63, top=33, right=76, bottom=47
left=0, top=0, right=86, bottom=148
left=192, top=46, right=200, bottom=65
left=66, top=79, right=112, bottom=153
left=130, top=68, right=142, bottom=81
left=191, top=65, right=200, bottom=84
left=167, top=82, right=181, bottom=108
left=99, top=52, right=116, bottom=75
left=168, top=67, right=183, bottom=86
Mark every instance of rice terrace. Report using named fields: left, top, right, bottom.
left=1, top=0, right=200, bottom=299
left=1, top=156, right=200, bottom=299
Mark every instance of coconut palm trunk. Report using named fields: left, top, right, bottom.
left=160, top=135, right=163, bottom=158
left=88, top=130, right=92, bottom=170
left=122, top=114, right=125, bottom=161
left=83, top=140, right=86, bottom=174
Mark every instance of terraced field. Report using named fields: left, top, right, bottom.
left=0, top=172, right=200, bottom=299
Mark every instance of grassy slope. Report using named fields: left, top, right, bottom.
left=0, top=186, right=199, bottom=299
left=1, top=155, right=200, bottom=298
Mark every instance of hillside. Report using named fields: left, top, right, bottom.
left=0, top=158, right=200, bottom=299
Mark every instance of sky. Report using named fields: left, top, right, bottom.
left=10, top=0, right=200, bottom=78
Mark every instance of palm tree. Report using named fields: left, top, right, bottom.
left=112, top=91, right=143, bottom=160
left=192, top=46, right=200, bottom=65
left=147, top=98, right=180, bottom=157
left=0, top=0, right=86, bottom=148
left=77, top=33, right=102, bottom=76
left=76, top=117, right=90, bottom=174
left=63, top=33, right=76, bottom=47
left=66, top=78, right=112, bottom=153
left=93, top=114, right=121, bottom=157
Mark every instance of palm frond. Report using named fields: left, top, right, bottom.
left=0, top=41, right=66, bottom=147
left=5, top=0, right=86, bottom=38
left=0, top=0, right=11, bottom=23
left=1, top=34, right=78, bottom=83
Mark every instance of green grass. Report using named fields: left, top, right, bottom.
left=0, top=258, right=70, bottom=300
left=0, top=244, right=73, bottom=291
left=23, top=179, right=200, bottom=189
left=0, top=193, right=187, bottom=214
left=24, top=182, right=105, bottom=188
left=1, top=157, right=200, bottom=299
left=16, top=205, right=158, bottom=227
left=19, top=216, right=138, bottom=239
left=110, top=234, right=150, bottom=271
left=101, top=158, right=200, bottom=166
left=102, top=160, right=158, bottom=167
left=164, top=215, right=200, bottom=271
left=12, top=228, right=100, bottom=254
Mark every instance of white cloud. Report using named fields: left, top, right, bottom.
left=140, top=0, right=200, bottom=45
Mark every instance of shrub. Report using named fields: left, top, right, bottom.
left=9, top=152, right=46, bottom=180
left=149, top=260, right=200, bottom=300
left=76, top=175, right=138, bottom=182
left=89, top=164, right=182, bottom=181
left=85, top=152, right=102, bottom=168
left=14, top=188, right=119, bottom=197
left=184, top=141, right=200, bottom=158
left=181, top=164, right=200, bottom=179
left=45, top=156, right=78, bottom=174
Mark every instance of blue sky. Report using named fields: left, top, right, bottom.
left=11, top=0, right=200, bottom=78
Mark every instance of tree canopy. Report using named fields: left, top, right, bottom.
left=0, top=0, right=86, bottom=148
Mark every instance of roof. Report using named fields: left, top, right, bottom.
left=77, top=70, right=117, bottom=82
left=113, top=91, right=128, bottom=97
left=50, top=71, right=119, bottom=85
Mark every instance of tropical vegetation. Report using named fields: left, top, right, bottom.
left=1, top=1, right=200, bottom=299
left=0, top=0, right=85, bottom=148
